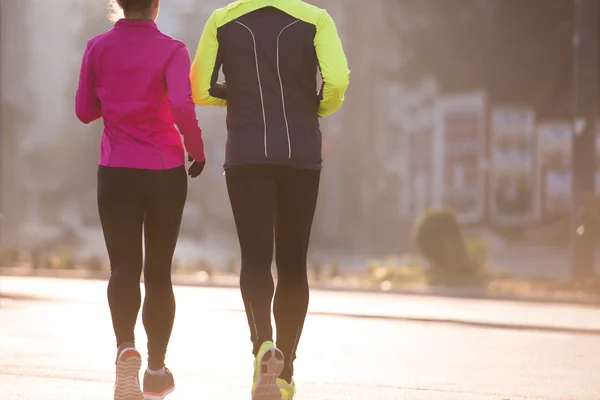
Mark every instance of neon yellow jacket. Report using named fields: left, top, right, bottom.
left=190, top=0, right=350, bottom=118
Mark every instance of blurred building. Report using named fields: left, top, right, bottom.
left=0, top=0, right=581, bottom=259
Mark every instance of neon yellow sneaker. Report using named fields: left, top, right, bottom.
left=251, top=341, right=285, bottom=400
left=277, top=378, right=296, bottom=400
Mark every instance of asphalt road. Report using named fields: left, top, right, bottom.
left=1, top=277, right=600, bottom=399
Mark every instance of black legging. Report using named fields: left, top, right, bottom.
left=98, top=165, right=187, bottom=370
left=226, top=164, right=320, bottom=382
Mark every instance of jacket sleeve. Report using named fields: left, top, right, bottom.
left=166, top=44, right=206, bottom=162
left=191, top=11, right=227, bottom=107
left=75, top=41, right=102, bottom=124
left=314, top=11, right=350, bottom=118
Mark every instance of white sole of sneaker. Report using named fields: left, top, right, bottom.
left=114, top=348, right=143, bottom=400
left=143, top=384, right=175, bottom=400
left=143, top=387, right=175, bottom=400
left=252, top=348, right=285, bottom=400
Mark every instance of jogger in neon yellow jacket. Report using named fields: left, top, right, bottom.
left=191, top=0, right=349, bottom=170
left=190, top=2, right=349, bottom=399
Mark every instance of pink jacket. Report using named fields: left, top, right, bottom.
left=75, top=19, right=205, bottom=170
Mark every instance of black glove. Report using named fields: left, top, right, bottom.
left=209, top=81, right=228, bottom=100
left=187, top=155, right=206, bottom=178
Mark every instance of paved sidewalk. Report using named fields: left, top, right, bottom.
left=2, top=277, right=600, bottom=399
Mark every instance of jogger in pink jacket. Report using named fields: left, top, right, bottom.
left=75, top=1, right=204, bottom=399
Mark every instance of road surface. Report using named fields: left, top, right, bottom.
left=1, top=277, right=600, bottom=399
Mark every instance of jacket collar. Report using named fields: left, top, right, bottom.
left=113, top=19, right=158, bottom=30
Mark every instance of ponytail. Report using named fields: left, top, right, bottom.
left=107, top=0, right=124, bottom=23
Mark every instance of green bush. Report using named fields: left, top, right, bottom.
left=412, top=207, right=473, bottom=275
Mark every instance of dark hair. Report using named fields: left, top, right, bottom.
left=118, top=0, right=155, bottom=15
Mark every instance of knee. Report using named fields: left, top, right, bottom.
left=276, top=253, right=307, bottom=281
left=143, top=264, right=172, bottom=287
left=241, top=253, right=273, bottom=276
left=276, top=263, right=308, bottom=286
left=110, top=263, right=142, bottom=283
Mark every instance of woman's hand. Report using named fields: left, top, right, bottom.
left=188, top=155, right=206, bottom=178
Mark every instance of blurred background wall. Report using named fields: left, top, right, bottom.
left=1, top=0, right=595, bottom=278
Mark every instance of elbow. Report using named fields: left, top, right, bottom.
left=76, top=110, right=97, bottom=124
left=193, top=93, right=210, bottom=106
left=328, top=83, right=348, bottom=100
left=75, top=95, right=101, bottom=123
left=328, top=75, right=350, bottom=93
left=192, top=91, right=226, bottom=108
left=191, top=87, right=210, bottom=106
left=331, top=68, right=350, bottom=89
left=190, top=75, right=210, bottom=106
left=334, top=80, right=349, bottom=91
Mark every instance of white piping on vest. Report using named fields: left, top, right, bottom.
left=277, top=20, right=300, bottom=159
left=235, top=20, right=268, bottom=157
